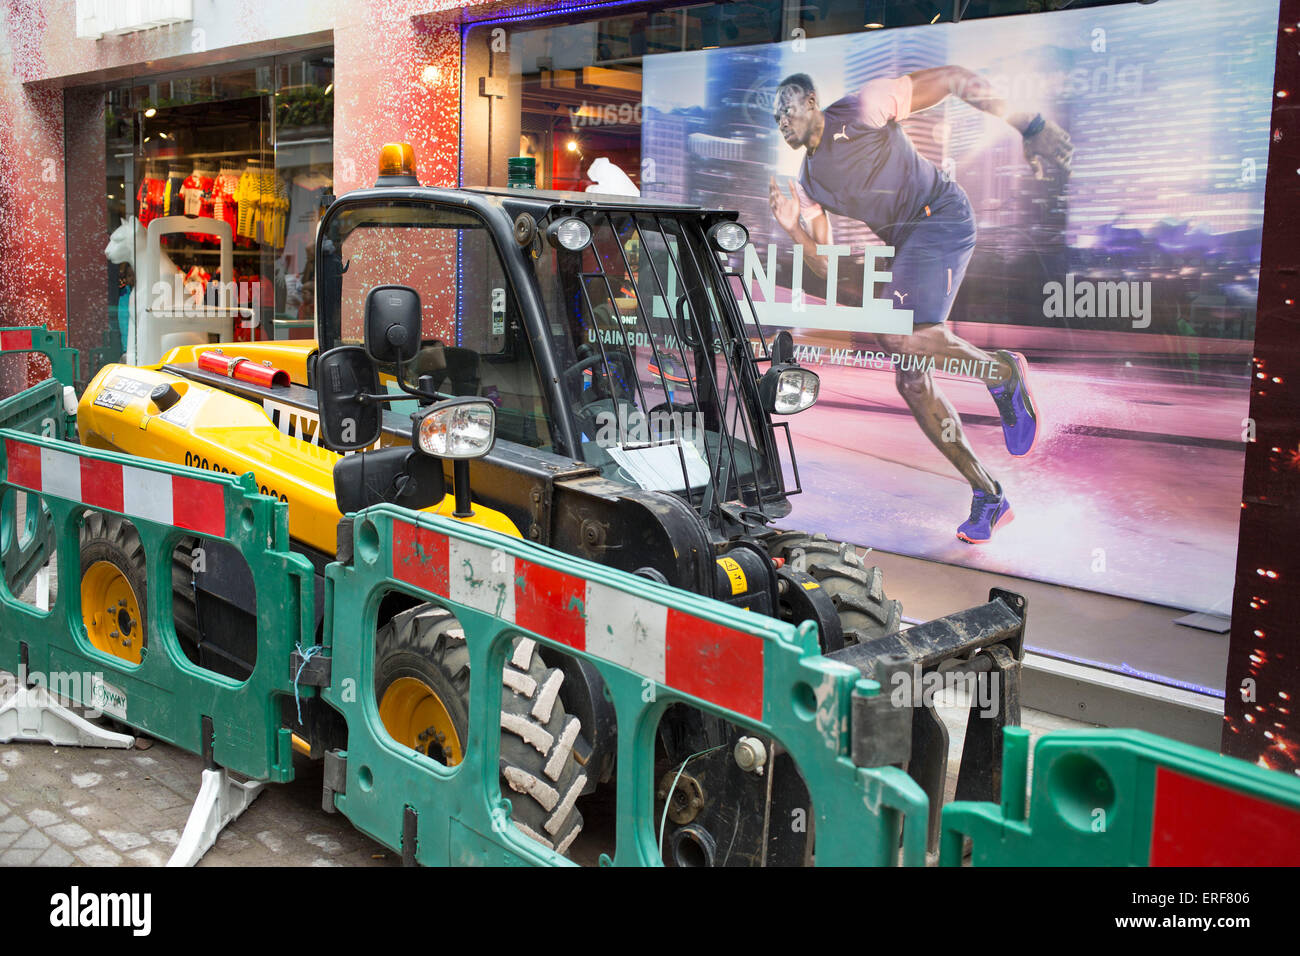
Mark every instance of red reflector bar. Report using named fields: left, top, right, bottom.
left=198, top=350, right=289, bottom=388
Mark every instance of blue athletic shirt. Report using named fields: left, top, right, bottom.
left=796, top=90, right=949, bottom=248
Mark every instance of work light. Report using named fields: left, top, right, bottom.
left=415, top=398, right=496, bottom=459
left=546, top=217, right=593, bottom=251
left=761, top=366, right=819, bottom=414
left=708, top=221, right=749, bottom=253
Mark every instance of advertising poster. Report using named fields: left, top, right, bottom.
left=642, top=0, right=1278, bottom=614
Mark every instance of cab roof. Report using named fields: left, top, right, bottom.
left=463, top=185, right=713, bottom=213
left=336, top=182, right=736, bottom=220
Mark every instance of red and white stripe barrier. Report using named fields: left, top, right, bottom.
left=1149, top=766, right=1300, bottom=865
left=3, top=437, right=227, bottom=538
left=0, top=329, right=35, bottom=350
left=393, top=520, right=767, bottom=720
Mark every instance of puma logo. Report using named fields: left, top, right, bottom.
left=833, top=124, right=850, bottom=142
left=893, top=290, right=909, bottom=303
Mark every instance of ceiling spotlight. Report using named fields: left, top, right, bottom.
left=566, top=139, right=579, bottom=152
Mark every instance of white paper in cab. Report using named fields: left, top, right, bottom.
left=607, top=441, right=710, bottom=492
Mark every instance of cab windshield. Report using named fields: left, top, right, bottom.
left=532, top=210, right=781, bottom=512
left=317, top=199, right=783, bottom=516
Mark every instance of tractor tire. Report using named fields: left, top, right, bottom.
left=79, top=512, right=149, bottom=664
left=375, top=604, right=587, bottom=857
left=80, top=517, right=211, bottom=668
left=170, top=535, right=255, bottom=680
left=766, top=531, right=902, bottom=644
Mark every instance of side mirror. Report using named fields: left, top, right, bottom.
left=760, top=364, right=820, bottom=415
left=365, top=284, right=422, bottom=364
left=316, top=345, right=382, bottom=451
left=770, top=329, right=795, bottom=365
left=332, top=446, right=447, bottom=514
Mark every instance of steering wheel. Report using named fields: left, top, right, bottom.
left=561, top=347, right=637, bottom=401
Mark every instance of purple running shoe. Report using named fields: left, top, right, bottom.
left=957, top=483, right=1014, bottom=544
left=987, top=350, right=1039, bottom=457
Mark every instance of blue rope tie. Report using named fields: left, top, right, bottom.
left=293, top=642, right=323, bottom=725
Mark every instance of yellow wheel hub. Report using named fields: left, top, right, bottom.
left=379, top=676, right=464, bottom=766
left=81, top=560, right=144, bottom=665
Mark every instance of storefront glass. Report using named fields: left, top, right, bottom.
left=84, top=49, right=334, bottom=382
left=463, top=0, right=1278, bottom=689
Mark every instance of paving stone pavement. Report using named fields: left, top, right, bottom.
left=0, top=733, right=398, bottom=868
left=0, top=665, right=1092, bottom=867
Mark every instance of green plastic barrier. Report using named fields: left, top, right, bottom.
left=0, top=380, right=68, bottom=599
left=0, top=369, right=930, bottom=866
left=940, top=726, right=1300, bottom=866
left=0, top=330, right=79, bottom=598
left=324, top=505, right=931, bottom=866
left=0, top=386, right=317, bottom=783
left=0, top=379, right=929, bottom=866
left=10, top=353, right=1295, bottom=867
left=0, top=326, right=79, bottom=401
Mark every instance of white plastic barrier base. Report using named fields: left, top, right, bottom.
left=167, top=767, right=265, bottom=867
left=0, top=685, right=135, bottom=748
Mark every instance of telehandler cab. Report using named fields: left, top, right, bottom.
left=74, top=142, right=1027, bottom=863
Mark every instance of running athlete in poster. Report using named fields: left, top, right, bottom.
left=768, top=68, right=1073, bottom=541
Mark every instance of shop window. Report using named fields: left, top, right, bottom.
left=462, top=0, right=1276, bottom=702
left=273, top=49, right=335, bottom=342
left=75, top=50, right=333, bottom=384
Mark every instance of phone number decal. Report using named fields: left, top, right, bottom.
left=183, top=451, right=290, bottom=502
